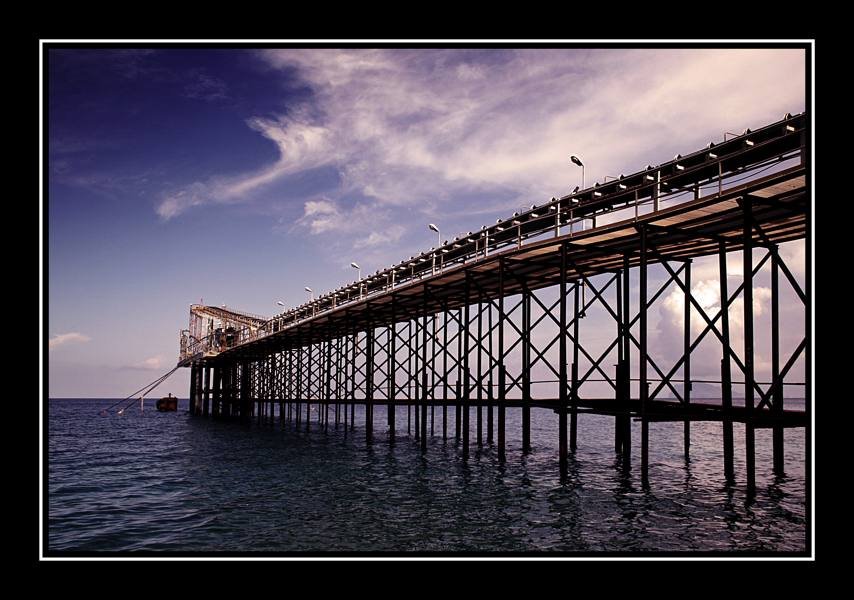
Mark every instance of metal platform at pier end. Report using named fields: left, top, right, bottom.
left=177, top=112, right=809, bottom=490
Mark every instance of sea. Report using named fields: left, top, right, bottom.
left=47, top=398, right=807, bottom=554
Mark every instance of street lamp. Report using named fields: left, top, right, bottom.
left=570, top=155, right=585, bottom=190
left=570, top=156, right=588, bottom=317
left=276, top=301, right=286, bottom=308
left=428, top=223, right=441, bottom=246
left=304, top=286, right=313, bottom=301
left=350, top=262, right=362, bottom=298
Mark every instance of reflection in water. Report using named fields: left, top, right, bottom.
left=49, top=400, right=807, bottom=552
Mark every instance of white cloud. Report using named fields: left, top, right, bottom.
left=296, top=198, right=339, bottom=234
left=157, top=49, right=804, bottom=225
left=156, top=117, right=331, bottom=220
left=121, top=355, right=164, bottom=371
left=49, top=332, right=91, bottom=351
left=137, top=355, right=163, bottom=370
left=293, top=197, right=396, bottom=241
left=354, top=225, right=405, bottom=249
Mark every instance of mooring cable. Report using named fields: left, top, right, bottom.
left=99, top=365, right=181, bottom=415
left=114, top=372, right=176, bottom=415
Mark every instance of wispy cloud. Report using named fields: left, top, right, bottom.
left=182, top=70, right=229, bottom=102
left=294, top=197, right=388, bottom=237
left=297, top=198, right=342, bottom=234
left=156, top=116, right=331, bottom=220
left=49, top=332, right=91, bottom=351
left=156, top=48, right=805, bottom=251
left=354, top=225, right=405, bottom=249
left=120, top=355, right=164, bottom=371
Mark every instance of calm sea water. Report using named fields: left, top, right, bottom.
left=48, top=398, right=807, bottom=553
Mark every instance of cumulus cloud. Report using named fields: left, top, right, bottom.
left=49, top=332, right=91, bottom=350
left=156, top=48, right=805, bottom=226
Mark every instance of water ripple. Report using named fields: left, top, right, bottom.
left=48, top=399, right=807, bottom=552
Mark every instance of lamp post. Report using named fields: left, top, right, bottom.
left=428, top=224, right=440, bottom=273
left=570, top=156, right=587, bottom=318
left=272, top=302, right=286, bottom=332
left=304, top=287, right=315, bottom=317
left=570, top=155, right=584, bottom=190
left=351, top=262, right=362, bottom=297
left=428, top=223, right=441, bottom=246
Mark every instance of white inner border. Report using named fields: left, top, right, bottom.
left=39, top=39, right=816, bottom=561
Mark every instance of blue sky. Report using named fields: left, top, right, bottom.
left=47, top=47, right=807, bottom=398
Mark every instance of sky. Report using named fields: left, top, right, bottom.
left=46, top=46, right=808, bottom=398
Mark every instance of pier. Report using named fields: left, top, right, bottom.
left=178, top=112, right=808, bottom=492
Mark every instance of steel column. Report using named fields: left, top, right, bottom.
left=212, top=365, right=221, bottom=417
left=414, top=316, right=420, bottom=442
left=325, top=339, right=332, bottom=433
left=477, top=297, right=483, bottom=447
left=498, top=257, right=506, bottom=462
left=621, top=255, right=631, bottom=460
left=203, top=365, right=211, bottom=417
left=189, top=362, right=197, bottom=416
left=615, top=268, right=622, bottom=453
left=350, top=330, right=356, bottom=431
left=389, top=318, right=396, bottom=444
left=443, top=307, right=448, bottom=441
left=772, top=245, right=784, bottom=475
left=571, top=282, right=579, bottom=452
left=421, top=300, right=428, bottom=453
left=719, top=242, right=735, bottom=482
left=559, top=242, right=568, bottom=475
left=240, top=360, right=249, bottom=422
left=463, top=275, right=470, bottom=459
left=640, top=224, right=649, bottom=483
left=487, top=297, right=494, bottom=445
left=366, top=324, right=374, bottom=445
left=305, top=341, right=315, bottom=431
left=744, top=199, right=756, bottom=493
left=522, top=286, right=532, bottom=453
left=456, top=310, right=462, bottom=442
left=296, top=344, right=303, bottom=428
left=431, top=315, right=437, bottom=437
left=684, top=260, right=692, bottom=460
